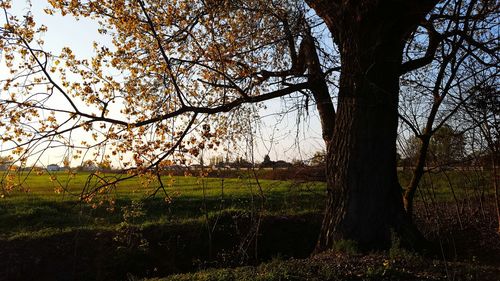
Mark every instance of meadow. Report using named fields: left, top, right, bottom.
left=0, top=170, right=326, bottom=240
left=0, top=168, right=494, bottom=241
left=0, top=169, right=498, bottom=281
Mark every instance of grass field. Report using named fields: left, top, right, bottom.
left=1, top=169, right=498, bottom=280
left=0, top=169, right=494, bottom=240
left=398, top=169, right=493, bottom=202
left=0, top=171, right=326, bottom=240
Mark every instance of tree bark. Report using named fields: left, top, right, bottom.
left=492, top=154, right=500, bottom=234
left=307, top=0, right=436, bottom=251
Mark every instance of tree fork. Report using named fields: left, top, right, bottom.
left=307, top=0, right=437, bottom=251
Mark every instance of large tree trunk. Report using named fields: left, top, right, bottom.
left=307, top=0, right=436, bottom=251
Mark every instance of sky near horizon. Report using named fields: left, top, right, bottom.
left=0, top=1, right=325, bottom=167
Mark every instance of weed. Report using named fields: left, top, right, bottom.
left=114, top=200, right=149, bottom=251
left=332, top=239, right=358, bottom=255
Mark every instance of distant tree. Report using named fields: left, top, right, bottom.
left=234, top=157, right=251, bottom=168
left=460, top=84, right=499, bottom=233
left=77, top=160, right=98, bottom=172
left=291, top=158, right=305, bottom=167
left=429, top=125, right=465, bottom=165
left=263, top=154, right=271, bottom=164
left=0, top=156, right=11, bottom=165
left=97, top=160, right=112, bottom=171
left=403, top=125, right=465, bottom=165
left=462, top=85, right=499, bottom=160
left=0, top=156, right=13, bottom=170
left=310, top=150, right=326, bottom=166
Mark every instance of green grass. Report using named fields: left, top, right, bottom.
left=0, top=168, right=492, bottom=240
left=0, top=171, right=326, bottom=239
left=398, top=169, right=492, bottom=202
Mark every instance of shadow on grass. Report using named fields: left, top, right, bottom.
left=0, top=212, right=322, bottom=281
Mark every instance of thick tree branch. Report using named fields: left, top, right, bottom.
left=302, top=26, right=336, bottom=142
left=400, top=21, right=441, bottom=75
left=134, top=82, right=310, bottom=127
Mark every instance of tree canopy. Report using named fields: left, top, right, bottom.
left=0, top=1, right=332, bottom=173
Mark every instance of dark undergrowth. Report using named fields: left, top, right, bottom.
left=1, top=200, right=499, bottom=281
left=147, top=199, right=500, bottom=281
left=0, top=212, right=322, bottom=281
left=150, top=251, right=500, bottom=281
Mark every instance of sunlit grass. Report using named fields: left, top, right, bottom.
left=0, top=171, right=326, bottom=239
left=0, top=169, right=492, bottom=240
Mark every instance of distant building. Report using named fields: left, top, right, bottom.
left=47, top=164, right=60, bottom=171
